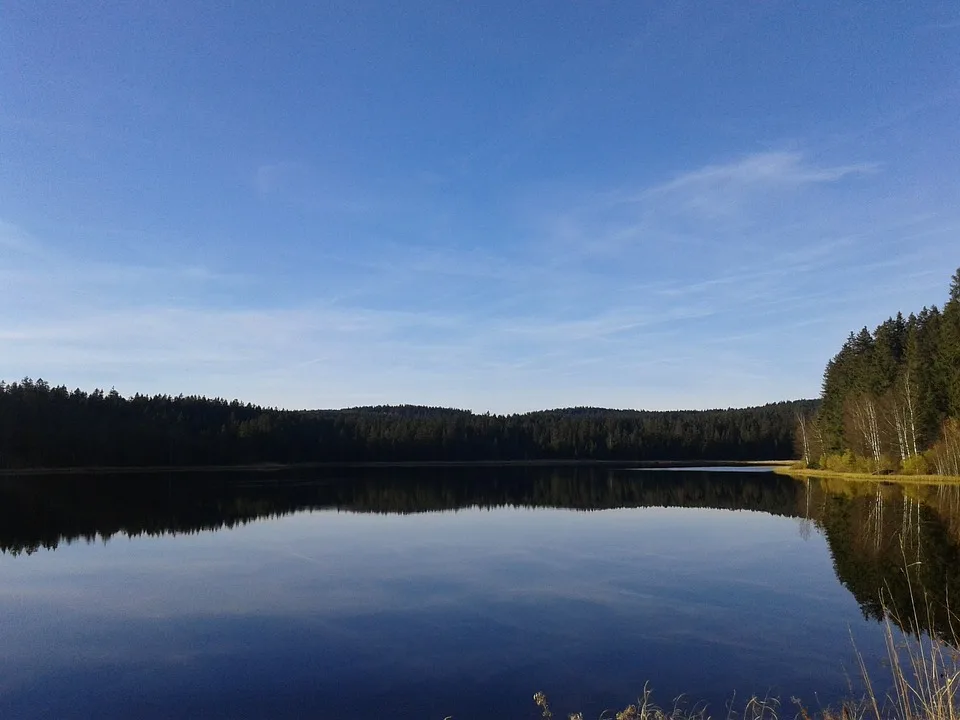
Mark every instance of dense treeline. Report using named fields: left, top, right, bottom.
left=798, top=268, right=960, bottom=475
left=0, top=380, right=814, bottom=468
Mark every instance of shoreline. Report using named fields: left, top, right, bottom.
left=0, top=459, right=794, bottom=477
left=773, top=466, right=960, bottom=484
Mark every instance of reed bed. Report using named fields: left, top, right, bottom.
left=530, top=572, right=960, bottom=720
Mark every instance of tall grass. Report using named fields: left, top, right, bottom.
left=531, top=578, right=960, bottom=720
left=850, top=573, right=960, bottom=720
left=533, top=685, right=780, bottom=720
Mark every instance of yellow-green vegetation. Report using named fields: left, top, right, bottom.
left=794, top=432, right=960, bottom=480
left=807, top=444, right=956, bottom=478
left=796, top=269, right=960, bottom=480
left=773, top=464, right=960, bottom=485
left=533, top=686, right=781, bottom=720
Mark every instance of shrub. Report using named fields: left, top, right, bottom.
left=853, top=453, right=878, bottom=474
left=824, top=453, right=855, bottom=473
left=900, top=454, right=930, bottom=475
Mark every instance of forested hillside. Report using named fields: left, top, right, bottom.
left=800, top=268, right=960, bottom=475
left=0, top=381, right=812, bottom=468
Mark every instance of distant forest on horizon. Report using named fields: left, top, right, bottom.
left=0, top=379, right=813, bottom=468
left=5, top=267, right=957, bottom=472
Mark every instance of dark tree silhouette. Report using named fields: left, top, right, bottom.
left=816, top=267, right=960, bottom=473
left=0, top=381, right=815, bottom=469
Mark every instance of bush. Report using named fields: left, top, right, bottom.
left=823, top=453, right=852, bottom=472
left=900, top=454, right=930, bottom=475
left=824, top=453, right=844, bottom=472
left=877, top=454, right=900, bottom=474
left=820, top=452, right=891, bottom=474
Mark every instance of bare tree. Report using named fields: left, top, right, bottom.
left=845, top=394, right=883, bottom=469
left=903, top=368, right=920, bottom=457
left=931, top=418, right=960, bottom=476
left=796, top=411, right=811, bottom=466
left=883, top=370, right=920, bottom=462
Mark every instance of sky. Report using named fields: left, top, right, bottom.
left=1, top=2, right=959, bottom=412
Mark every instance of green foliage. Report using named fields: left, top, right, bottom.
left=823, top=452, right=857, bottom=473
left=818, top=268, right=960, bottom=474
left=877, top=453, right=900, bottom=474
left=900, top=454, right=930, bottom=475
left=820, top=451, right=886, bottom=474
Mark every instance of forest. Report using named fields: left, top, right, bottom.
left=0, top=378, right=812, bottom=468
left=4, top=270, right=957, bottom=473
left=799, top=268, right=960, bottom=475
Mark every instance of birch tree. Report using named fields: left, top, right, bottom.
left=846, top=394, right=883, bottom=469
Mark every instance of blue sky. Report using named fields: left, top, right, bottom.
left=2, top=2, right=958, bottom=412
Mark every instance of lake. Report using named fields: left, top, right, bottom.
left=0, top=467, right=956, bottom=719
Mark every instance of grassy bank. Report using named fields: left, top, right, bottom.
left=773, top=465, right=960, bottom=485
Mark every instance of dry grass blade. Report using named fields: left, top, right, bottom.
left=533, top=584, right=960, bottom=720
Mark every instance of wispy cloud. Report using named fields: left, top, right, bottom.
left=646, top=151, right=878, bottom=196
left=525, top=150, right=880, bottom=272
left=2, top=143, right=956, bottom=412
left=623, top=151, right=879, bottom=224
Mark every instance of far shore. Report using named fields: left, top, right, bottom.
left=0, top=459, right=794, bottom=477
left=774, top=466, right=960, bottom=485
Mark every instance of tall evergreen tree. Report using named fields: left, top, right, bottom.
left=940, top=269, right=960, bottom=418
left=816, top=268, right=960, bottom=474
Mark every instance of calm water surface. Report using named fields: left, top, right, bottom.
left=1, top=468, right=956, bottom=719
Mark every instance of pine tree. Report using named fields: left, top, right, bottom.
left=940, top=269, right=960, bottom=418
left=816, top=267, right=960, bottom=474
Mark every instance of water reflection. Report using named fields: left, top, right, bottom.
left=0, top=467, right=802, bottom=556
left=4, top=468, right=960, bottom=639
left=1, top=468, right=958, bottom=719
left=798, top=477, right=960, bottom=643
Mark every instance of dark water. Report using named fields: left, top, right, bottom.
left=1, top=467, right=958, bottom=719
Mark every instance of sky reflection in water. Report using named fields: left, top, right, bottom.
left=0, top=471, right=904, bottom=719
